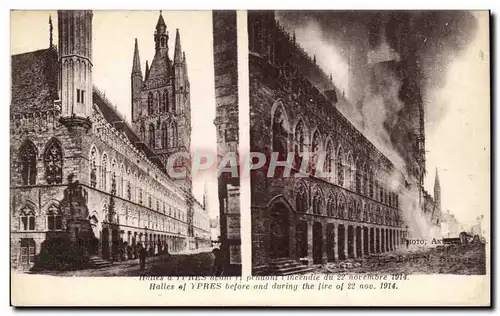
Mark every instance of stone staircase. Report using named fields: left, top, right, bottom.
left=254, top=258, right=314, bottom=276
left=88, top=256, right=113, bottom=269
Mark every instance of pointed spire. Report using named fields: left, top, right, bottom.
left=145, top=60, right=150, bottom=81
left=434, top=167, right=440, bottom=188
left=313, top=55, right=316, bottom=64
left=292, top=31, right=296, bottom=43
left=132, top=38, right=142, bottom=77
left=174, top=28, right=182, bottom=64
left=203, top=181, right=208, bottom=209
left=329, top=73, right=333, bottom=82
left=156, top=10, right=166, bottom=33
left=49, top=15, right=53, bottom=48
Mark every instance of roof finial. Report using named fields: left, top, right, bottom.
left=49, top=15, right=53, bottom=48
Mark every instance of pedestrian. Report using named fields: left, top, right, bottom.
left=212, top=248, right=224, bottom=276
left=139, top=243, right=146, bottom=271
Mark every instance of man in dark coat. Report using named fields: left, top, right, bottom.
left=212, top=248, right=224, bottom=276
left=139, top=243, right=146, bottom=271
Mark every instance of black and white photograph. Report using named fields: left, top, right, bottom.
left=249, top=10, right=489, bottom=276
left=10, top=10, right=241, bottom=277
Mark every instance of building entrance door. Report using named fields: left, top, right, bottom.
left=269, top=203, right=289, bottom=259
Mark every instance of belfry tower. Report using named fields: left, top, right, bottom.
left=131, top=12, right=192, bottom=192
left=58, top=10, right=93, bottom=128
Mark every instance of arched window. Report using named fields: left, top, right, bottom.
left=90, top=146, right=98, bottom=188
left=294, top=120, right=306, bottom=169
left=101, top=154, right=107, bottom=191
left=337, top=195, right=345, bottom=219
left=347, top=199, right=354, bottom=219
left=161, top=122, right=168, bottom=148
left=363, top=204, right=368, bottom=222
left=272, top=106, right=288, bottom=160
left=356, top=200, right=362, bottom=220
left=44, top=140, right=63, bottom=185
left=47, top=205, right=62, bottom=230
left=327, top=195, right=335, bottom=216
left=162, top=90, right=168, bottom=112
left=295, top=185, right=308, bottom=213
left=324, top=141, right=333, bottom=180
left=346, top=153, right=353, bottom=189
left=171, top=122, right=178, bottom=147
left=310, top=131, right=321, bottom=175
left=355, top=161, right=362, bottom=193
left=147, top=92, right=154, bottom=114
left=337, top=147, right=344, bottom=186
left=149, top=124, right=155, bottom=149
left=364, top=165, right=369, bottom=196
left=140, top=123, right=146, bottom=140
left=19, top=140, right=38, bottom=185
left=20, top=207, right=36, bottom=231
left=156, top=91, right=161, bottom=113
left=312, top=190, right=322, bottom=215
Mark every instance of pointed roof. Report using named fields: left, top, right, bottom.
left=174, top=28, right=182, bottom=63
left=145, top=60, right=150, bottom=81
left=132, top=38, right=142, bottom=76
left=156, top=11, right=166, bottom=33
left=434, top=167, right=440, bottom=189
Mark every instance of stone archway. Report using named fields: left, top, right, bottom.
left=356, top=226, right=362, bottom=257
left=338, top=224, right=346, bottom=260
left=269, top=202, right=290, bottom=259
left=326, top=223, right=335, bottom=262
left=363, top=227, right=369, bottom=255
left=347, top=225, right=355, bottom=258
left=295, top=220, right=307, bottom=259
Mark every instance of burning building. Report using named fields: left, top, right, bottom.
left=249, top=11, right=443, bottom=275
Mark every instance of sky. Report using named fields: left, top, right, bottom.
left=278, top=11, right=490, bottom=228
left=10, top=10, right=220, bottom=219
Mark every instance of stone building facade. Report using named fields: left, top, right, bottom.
left=248, top=12, right=407, bottom=273
left=10, top=11, right=210, bottom=271
left=212, top=11, right=242, bottom=275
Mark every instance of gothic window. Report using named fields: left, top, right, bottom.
left=162, top=90, right=168, bottom=112
left=272, top=106, right=288, bottom=161
left=101, top=154, right=107, bottom=191
left=171, top=122, right=178, bottom=147
left=327, top=195, right=335, bottom=216
left=161, top=122, right=168, bottom=148
left=295, top=185, right=308, bottom=213
left=44, top=140, right=63, bottom=185
left=171, top=96, right=176, bottom=113
left=337, top=147, right=344, bottom=186
left=139, top=189, right=143, bottom=205
left=310, top=131, right=321, bottom=175
left=337, top=196, right=345, bottom=219
left=324, top=141, right=333, bottom=180
left=20, top=208, right=35, bottom=231
left=347, top=200, right=354, bottom=219
left=294, top=120, right=306, bottom=169
left=356, top=201, right=362, bottom=220
left=90, top=147, right=98, bottom=188
left=346, top=153, right=353, bottom=189
left=156, top=91, right=161, bottom=113
left=140, top=123, right=146, bottom=140
left=149, top=123, right=155, bottom=149
left=47, top=205, right=62, bottom=230
left=312, top=190, right=322, bottom=215
left=366, top=166, right=371, bottom=197
left=355, top=161, right=362, bottom=193
left=19, top=140, right=38, bottom=185
left=148, top=92, right=154, bottom=114
left=120, top=164, right=125, bottom=197
left=20, top=238, right=36, bottom=265
left=363, top=204, right=368, bottom=222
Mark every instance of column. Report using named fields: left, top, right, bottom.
left=108, top=229, right=113, bottom=261
left=343, top=224, right=348, bottom=260
left=306, top=221, right=313, bottom=265
left=359, top=226, right=365, bottom=257
left=333, top=223, right=339, bottom=262
left=377, top=228, right=381, bottom=253
left=321, top=224, right=328, bottom=264
left=352, top=226, right=357, bottom=258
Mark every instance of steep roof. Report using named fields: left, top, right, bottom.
left=11, top=48, right=59, bottom=112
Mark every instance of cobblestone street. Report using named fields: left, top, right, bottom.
left=31, top=248, right=216, bottom=277
left=311, top=243, right=487, bottom=275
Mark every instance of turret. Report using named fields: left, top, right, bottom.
left=154, top=11, right=169, bottom=54
left=131, top=38, right=143, bottom=122
left=57, top=10, right=93, bottom=128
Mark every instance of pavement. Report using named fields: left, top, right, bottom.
left=33, top=247, right=216, bottom=277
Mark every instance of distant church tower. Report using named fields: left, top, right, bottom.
left=58, top=10, right=93, bottom=127
left=434, top=168, right=441, bottom=210
left=131, top=12, right=192, bottom=192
